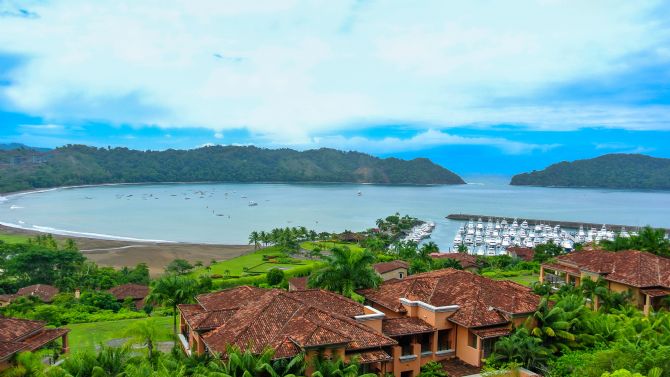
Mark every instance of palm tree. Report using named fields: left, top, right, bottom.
left=125, top=317, right=162, bottom=356
left=526, top=295, right=586, bottom=353
left=146, top=275, right=199, bottom=333
left=2, top=351, right=47, bottom=377
left=489, top=328, right=548, bottom=370
left=248, top=231, right=261, bottom=250
left=309, top=247, right=381, bottom=297
left=311, top=355, right=375, bottom=377
left=222, top=346, right=278, bottom=377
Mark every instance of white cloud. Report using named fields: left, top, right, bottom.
left=0, top=0, right=669, bottom=143
left=214, top=132, right=224, bottom=139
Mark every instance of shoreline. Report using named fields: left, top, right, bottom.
left=0, top=223, right=254, bottom=277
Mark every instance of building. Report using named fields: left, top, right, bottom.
left=507, top=247, right=534, bottom=262
left=429, top=253, right=479, bottom=272
left=359, top=269, right=541, bottom=370
left=178, top=269, right=541, bottom=376
left=541, top=249, right=670, bottom=314
left=0, top=317, right=70, bottom=371
left=373, top=260, right=409, bottom=280
left=108, top=284, right=150, bottom=309
left=0, top=294, right=17, bottom=308
left=16, top=284, right=59, bottom=303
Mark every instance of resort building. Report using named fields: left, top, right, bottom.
left=178, top=269, right=541, bottom=376
left=0, top=284, right=59, bottom=306
left=0, top=317, right=69, bottom=371
left=429, top=253, right=479, bottom=272
left=358, top=269, right=541, bottom=370
left=108, top=283, right=150, bottom=309
left=373, top=260, right=409, bottom=280
left=288, top=276, right=309, bottom=291
left=540, top=249, right=670, bottom=314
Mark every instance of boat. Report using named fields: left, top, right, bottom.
left=248, top=201, right=258, bottom=206
left=357, top=191, right=362, bottom=196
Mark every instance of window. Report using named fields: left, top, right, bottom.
left=399, top=272, right=404, bottom=279
left=468, top=332, right=478, bottom=349
left=437, top=329, right=451, bottom=351
left=419, top=333, right=431, bottom=353
left=398, top=336, right=414, bottom=356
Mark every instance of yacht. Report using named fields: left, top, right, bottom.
left=248, top=201, right=258, bottom=206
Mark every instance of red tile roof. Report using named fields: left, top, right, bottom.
left=0, top=318, right=45, bottom=342
left=471, top=326, right=512, bottom=339
left=542, top=262, right=580, bottom=275
left=21, top=328, right=69, bottom=351
left=359, top=269, right=541, bottom=328
left=507, top=247, right=534, bottom=262
left=288, top=277, right=309, bottom=291
left=352, top=349, right=393, bottom=364
left=0, top=294, right=18, bottom=302
left=430, top=253, right=479, bottom=269
left=289, top=289, right=366, bottom=318
left=550, top=250, right=670, bottom=288
left=0, top=318, right=68, bottom=361
left=0, top=341, right=26, bottom=361
left=382, top=317, right=435, bottom=337
left=196, top=286, right=268, bottom=311
left=641, top=288, right=670, bottom=298
left=374, top=260, right=409, bottom=274
left=16, top=284, right=59, bottom=302
left=201, top=289, right=396, bottom=357
left=108, top=284, right=149, bottom=300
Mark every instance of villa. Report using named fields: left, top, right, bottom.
left=540, top=249, right=670, bottom=314
left=0, top=284, right=59, bottom=307
left=429, top=253, right=479, bottom=272
left=373, top=260, right=409, bottom=280
left=0, top=317, right=70, bottom=371
left=177, top=269, right=541, bottom=376
left=108, top=283, right=150, bottom=309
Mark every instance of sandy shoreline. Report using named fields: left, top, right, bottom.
left=0, top=224, right=253, bottom=277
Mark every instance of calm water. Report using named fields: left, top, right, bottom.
left=1, top=179, right=669, bottom=250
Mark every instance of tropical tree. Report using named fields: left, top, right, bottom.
left=146, top=275, right=199, bottom=333
left=125, top=318, right=162, bottom=356
left=526, top=295, right=591, bottom=353
left=248, top=231, right=261, bottom=250
left=1, top=351, right=47, bottom=377
left=457, top=244, right=469, bottom=253
left=488, top=328, right=549, bottom=370
left=309, top=247, right=381, bottom=297
left=311, top=355, right=375, bottom=377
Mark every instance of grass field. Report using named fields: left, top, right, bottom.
left=493, top=273, right=541, bottom=287
left=300, top=241, right=365, bottom=253
left=66, top=317, right=173, bottom=353
left=192, top=246, right=318, bottom=278
left=0, top=233, right=30, bottom=244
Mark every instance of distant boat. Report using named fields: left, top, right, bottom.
left=248, top=201, right=258, bottom=206
left=357, top=191, right=362, bottom=196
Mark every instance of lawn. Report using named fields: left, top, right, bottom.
left=65, top=317, right=173, bottom=353
left=191, top=246, right=318, bottom=278
left=0, top=232, right=30, bottom=244
left=300, top=241, right=365, bottom=253
left=493, top=273, right=541, bottom=287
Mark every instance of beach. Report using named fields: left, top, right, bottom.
left=0, top=224, right=253, bottom=276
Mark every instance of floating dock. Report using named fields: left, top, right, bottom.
left=446, top=213, right=670, bottom=232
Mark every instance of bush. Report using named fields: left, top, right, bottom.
left=266, top=268, right=285, bottom=286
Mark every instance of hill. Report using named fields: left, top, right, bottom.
left=0, top=143, right=50, bottom=152
left=510, top=154, right=670, bottom=190
left=0, top=145, right=465, bottom=193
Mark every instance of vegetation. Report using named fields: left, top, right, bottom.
left=146, top=274, right=200, bottom=333
left=66, top=317, right=173, bottom=353
left=0, top=144, right=465, bottom=193
left=510, top=153, right=670, bottom=190
left=309, top=247, right=381, bottom=299
left=600, top=226, right=670, bottom=257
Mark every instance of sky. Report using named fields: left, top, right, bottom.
left=0, top=0, right=669, bottom=175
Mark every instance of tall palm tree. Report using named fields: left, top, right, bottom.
left=490, top=328, right=548, bottom=370
left=311, top=355, right=375, bottom=377
left=248, top=231, right=261, bottom=250
left=309, top=247, right=381, bottom=297
left=146, top=275, right=198, bottom=333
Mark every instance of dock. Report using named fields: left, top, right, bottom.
left=446, top=213, right=670, bottom=232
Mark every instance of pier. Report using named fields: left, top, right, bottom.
left=446, top=213, right=670, bottom=232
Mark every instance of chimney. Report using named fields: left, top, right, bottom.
left=74, top=289, right=80, bottom=299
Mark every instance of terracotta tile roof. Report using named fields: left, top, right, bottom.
left=202, top=290, right=396, bottom=358
left=351, top=349, right=393, bottom=364
left=0, top=318, right=45, bottom=342
left=16, top=284, right=59, bottom=302
left=430, top=253, right=479, bottom=269
left=641, top=288, right=670, bottom=298
left=288, top=289, right=366, bottom=318
left=108, top=284, right=149, bottom=300
left=0, top=294, right=18, bottom=302
left=21, top=328, right=69, bottom=350
left=288, top=277, right=309, bottom=291
left=0, top=341, right=26, bottom=361
left=542, top=262, right=580, bottom=275
left=359, top=269, right=541, bottom=328
left=374, top=260, right=409, bottom=274
left=551, top=250, right=670, bottom=288
left=382, top=317, right=435, bottom=337
left=471, top=326, right=512, bottom=339
left=507, top=247, right=535, bottom=262
left=196, top=286, right=269, bottom=311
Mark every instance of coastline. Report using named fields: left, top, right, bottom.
left=0, top=223, right=253, bottom=277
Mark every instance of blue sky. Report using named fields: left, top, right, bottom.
left=1, top=0, right=669, bottom=175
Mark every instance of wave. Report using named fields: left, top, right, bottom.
left=10, top=205, right=23, bottom=210
left=0, top=221, right=175, bottom=243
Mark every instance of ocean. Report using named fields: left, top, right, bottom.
left=1, top=179, right=669, bottom=250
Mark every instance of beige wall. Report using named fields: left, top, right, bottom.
left=378, top=268, right=408, bottom=281
left=455, top=325, right=481, bottom=367
left=608, top=282, right=642, bottom=307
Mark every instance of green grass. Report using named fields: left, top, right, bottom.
left=192, top=246, right=318, bottom=278
left=0, top=233, right=30, bottom=244
left=65, top=317, right=173, bottom=353
left=493, top=273, right=541, bottom=287
left=300, top=241, right=365, bottom=253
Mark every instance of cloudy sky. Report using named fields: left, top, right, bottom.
left=0, top=0, right=669, bottom=175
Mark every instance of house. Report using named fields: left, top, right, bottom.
left=288, top=276, right=309, bottom=291
left=540, top=249, right=670, bottom=314
left=178, top=270, right=541, bottom=376
left=429, top=253, right=479, bottom=272
left=14, top=284, right=59, bottom=303
left=0, top=294, right=17, bottom=308
left=0, top=317, right=70, bottom=371
left=178, top=286, right=396, bottom=375
left=373, top=260, right=409, bottom=280
left=108, top=284, right=150, bottom=309
left=507, top=247, right=534, bottom=262
left=358, top=269, right=542, bottom=370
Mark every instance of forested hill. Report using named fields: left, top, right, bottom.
left=510, top=154, right=670, bottom=190
left=0, top=145, right=465, bottom=193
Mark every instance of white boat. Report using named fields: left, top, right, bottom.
left=248, top=201, right=258, bottom=206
